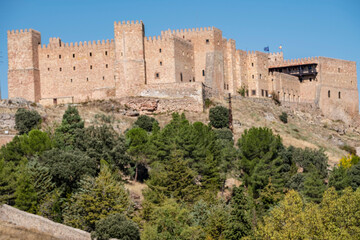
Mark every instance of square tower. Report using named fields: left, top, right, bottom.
left=7, top=29, right=41, bottom=102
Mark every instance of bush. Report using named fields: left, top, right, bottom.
left=279, top=112, right=288, bottom=124
left=15, top=108, right=41, bottom=134
left=134, top=115, right=158, bottom=132
left=214, top=128, right=233, bottom=142
left=209, top=106, right=229, bottom=129
left=271, top=91, right=281, bottom=105
left=92, top=213, right=140, bottom=240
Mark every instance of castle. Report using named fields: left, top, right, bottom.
left=7, top=20, right=359, bottom=120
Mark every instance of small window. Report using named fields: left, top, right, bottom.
left=47, top=55, right=49, bottom=58
left=48, top=68, right=50, bottom=71
left=103, top=76, right=105, bottom=80
left=328, top=90, right=331, bottom=98
left=159, top=48, right=162, bottom=53
left=260, top=74, right=262, bottom=79
left=272, top=78, right=274, bottom=82
left=338, top=92, right=341, bottom=99
left=106, top=64, right=108, bottom=68
left=338, top=68, right=341, bottom=73
left=73, top=66, right=75, bottom=70
left=59, top=67, right=62, bottom=71
left=309, top=78, right=312, bottom=81
left=252, top=90, right=256, bottom=96
left=180, top=73, right=183, bottom=82
left=160, top=61, right=163, bottom=66
left=87, top=78, right=89, bottom=81
left=265, top=90, right=268, bottom=97
left=202, top=70, right=205, bottom=76
left=206, top=39, right=210, bottom=44
left=193, top=77, right=195, bottom=82
left=90, top=52, right=92, bottom=57
left=155, top=73, right=160, bottom=78
left=224, top=83, right=226, bottom=89
left=105, top=51, right=108, bottom=56
left=252, top=75, right=254, bottom=79
left=70, top=79, right=73, bottom=83
left=261, top=89, right=264, bottom=96
left=252, top=63, right=254, bottom=67
left=59, top=55, right=61, bottom=59
left=73, top=54, right=75, bottom=58
left=227, top=84, right=229, bottom=90
left=189, top=80, right=191, bottom=82
left=90, top=65, right=92, bottom=70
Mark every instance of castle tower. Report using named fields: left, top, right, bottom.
left=114, top=21, right=146, bottom=97
left=7, top=29, right=41, bottom=102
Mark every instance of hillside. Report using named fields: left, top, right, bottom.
left=1, top=96, right=359, bottom=166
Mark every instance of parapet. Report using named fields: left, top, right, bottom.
left=114, top=20, right=143, bottom=26
left=41, top=38, right=114, bottom=49
left=161, top=26, right=217, bottom=37
left=7, top=29, right=41, bottom=37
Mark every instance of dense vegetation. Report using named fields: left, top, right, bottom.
left=1, top=105, right=360, bottom=239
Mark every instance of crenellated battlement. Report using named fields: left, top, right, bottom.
left=7, top=28, right=40, bottom=35
left=161, top=26, right=216, bottom=36
left=40, top=39, right=114, bottom=49
left=272, top=56, right=320, bottom=67
left=114, top=20, right=143, bottom=26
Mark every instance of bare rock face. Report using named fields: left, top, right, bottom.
left=139, top=99, right=159, bottom=112
left=0, top=113, right=15, bottom=129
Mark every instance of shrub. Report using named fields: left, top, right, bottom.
left=279, top=112, right=288, bottom=123
left=15, top=108, right=41, bottom=134
left=214, top=128, right=233, bottom=142
left=134, top=115, right=158, bottom=132
left=92, top=213, right=140, bottom=240
left=237, top=85, right=248, bottom=97
left=340, top=144, right=357, bottom=155
left=205, top=98, right=214, bottom=108
left=271, top=91, right=281, bottom=105
left=209, top=106, right=229, bottom=129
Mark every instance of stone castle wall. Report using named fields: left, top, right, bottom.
left=7, top=21, right=359, bottom=121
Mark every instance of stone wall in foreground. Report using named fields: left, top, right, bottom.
left=0, top=204, right=91, bottom=240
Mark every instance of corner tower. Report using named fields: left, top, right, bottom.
left=114, top=20, right=146, bottom=97
left=7, top=29, right=41, bottom=102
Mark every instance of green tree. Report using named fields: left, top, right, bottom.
left=237, top=127, right=287, bottom=198
left=302, top=170, right=326, bottom=203
left=92, top=213, right=140, bottom=240
left=209, top=106, right=229, bottom=129
left=279, top=112, right=288, bottom=123
left=348, top=162, right=360, bottom=190
left=141, top=198, right=205, bottom=240
left=55, top=106, right=84, bottom=148
left=328, top=165, right=350, bottom=191
left=15, top=164, right=38, bottom=213
left=204, top=201, right=230, bottom=240
left=0, top=159, right=17, bottom=205
left=15, top=108, right=41, bottom=134
left=134, top=115, right=158, bottom=132
left=126, top=127, right=149, bottom=181
left=146, top=151, right=201, bottom=203
left=63, top=161, right=129, bottom=231
left=39, top=149, right=96, bottom=190
left=224, top=186, right=253, bottom=240
left=73, top=125, right=130, bottom=173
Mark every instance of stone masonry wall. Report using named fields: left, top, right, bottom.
left=0, top=204, right=90, bottom=240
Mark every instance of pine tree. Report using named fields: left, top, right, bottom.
left=14, top=164, right=38, bottom=213
left=224, top=185, right=253, bottom=240
left=63, top=161, right=129, bottom=231
left=302, top=170, right=326, bottom=203
left=0, top=159, right=17, bottom=205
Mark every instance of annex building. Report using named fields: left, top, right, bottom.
left=7, top=20, right=359, bottom=120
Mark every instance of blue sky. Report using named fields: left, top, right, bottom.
left=0, top=0, right=359, bottom=100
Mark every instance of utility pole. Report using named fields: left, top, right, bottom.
left=228, top=93, right=233, bottom=132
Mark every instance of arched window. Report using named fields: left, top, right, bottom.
left=328, top=90, right=331, bottom=98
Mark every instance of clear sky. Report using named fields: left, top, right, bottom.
left=0, top=0, right=359, bottom=100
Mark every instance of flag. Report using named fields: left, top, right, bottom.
left=279, top=45, right=283, bottom=50
left=264, top=46, right=269, bottom=52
